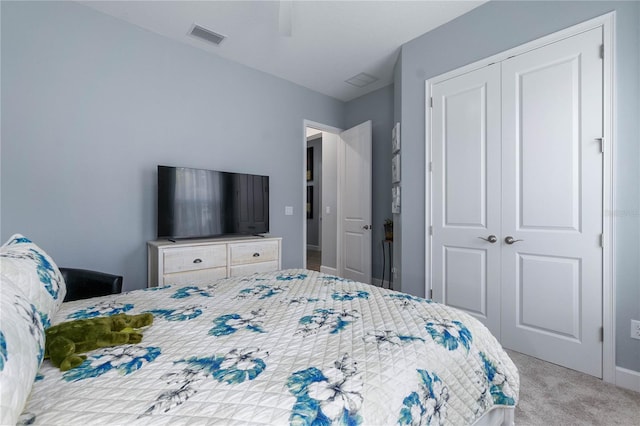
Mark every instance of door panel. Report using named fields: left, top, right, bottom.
left=340, top=121, right=372, bottom=283
left=444, top=246, right=488, bottom=318
left=518, top=57, right=580, bottom=231
left=444, top=86, right=488, bottom=227
left=431, top=63, right=502, bottom=336
left=518, top=253, right=581, bottom=339
left=501, top=27, right=603, bottom=377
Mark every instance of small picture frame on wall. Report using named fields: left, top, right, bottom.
left=306, top=147, right=314, bottom=181
left=391, top=153, right=400, bottom=183
left=392, top=185, right=401, bottom=214
left=392, top=122, right=400, bottom=153
left=306, top=185, right=313, bottom=219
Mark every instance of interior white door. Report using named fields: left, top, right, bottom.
left=431, top=64, right=502, bottom=336
left=430, top=27, right=604, bottom=377
left=339, top=121, right=372, bottom=283
left=500, top=27, right=603, bottom=377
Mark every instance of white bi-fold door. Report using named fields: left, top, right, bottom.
left=431, top=27, right=604, bottom=377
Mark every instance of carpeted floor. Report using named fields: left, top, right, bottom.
left=508, top=350, right=640, bottom=425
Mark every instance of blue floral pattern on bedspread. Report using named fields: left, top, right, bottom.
left=399, top=369, right=449, bottom=425
left=209, top=310, right=266, bottom=336
left=1, top=237, right=64, bottom=300
left=0, top=331, right=7, bottom=371
left=297, top=308, right=360, bottom=336
left=24, top=269, right=518, bottom=425
left=478, top=352, right=516, bottom=406
left=63, top=345, right=160, bottom=382
left=237, top=283, right=288, bottom=300
left=141, top=348, right=268, bottom=417
left=425, top=319, right=473, bottom=352
left=67, top=301, right=133, bottom=319
left=171, top=286, right=213, bottom=299
left=287, top=353, right=363, bottom=425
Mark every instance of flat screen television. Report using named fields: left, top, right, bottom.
left=157, top=165, right=269, bottom=239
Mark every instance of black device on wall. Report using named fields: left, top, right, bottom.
left=157, top=165, right=269, bottom=239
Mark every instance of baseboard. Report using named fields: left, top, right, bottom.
left=616, top=366, right=640, bottom=393
left=319, top=266, right=337, bottom=275
left=306, top=245, right=320, bottom=251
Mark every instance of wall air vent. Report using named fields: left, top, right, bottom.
left=345, top=72, right=379, bottom=88
left=189, top=24, right=226, bottom=46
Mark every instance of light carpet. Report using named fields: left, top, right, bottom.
left=508, top=350, right=640, bottom=425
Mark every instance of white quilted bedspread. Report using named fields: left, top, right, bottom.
left=21, top=269, right=519, bottom=425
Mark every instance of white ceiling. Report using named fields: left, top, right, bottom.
left=80, top=1, right=485, bottom=101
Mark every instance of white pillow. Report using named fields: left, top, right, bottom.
left=0, top=275, right=47, bottom=426
left=0, top=234, right=66, bottom=322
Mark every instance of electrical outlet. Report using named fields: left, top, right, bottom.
left=631, top=320, right=640, bottom=340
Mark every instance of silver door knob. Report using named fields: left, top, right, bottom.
left=504, top=236, right=524, bottom=245
left=478, top=235, right=497, bottom=243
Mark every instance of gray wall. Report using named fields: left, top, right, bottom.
left=345, top=84, right=394, bottom=282
left=396, top=1, right=640, bottom=372
left=1, top=1, right=345, bottom=290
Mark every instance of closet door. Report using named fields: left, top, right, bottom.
left=431, top=63, right=502, bottom=336
left=500, top=27, right=603, bottom=377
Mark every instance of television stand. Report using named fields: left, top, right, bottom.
left=147, top=236, right=282, bottom=287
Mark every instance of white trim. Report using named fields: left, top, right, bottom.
left=424, top=85, right=432, bottom=299
left=302, top=120, right=343, bottom=271
left=615, top=367, right=640, bottom=393
left=601, top=12, right=616, bottom=385
left=424, top=12, right=616, bottom=383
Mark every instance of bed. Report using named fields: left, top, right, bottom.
left=1, top=235, right=518, bottom=425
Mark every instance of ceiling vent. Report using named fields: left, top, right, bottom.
left=345, top=72, right=379, bottom=88
left=189, top=24, right=226, bottom=46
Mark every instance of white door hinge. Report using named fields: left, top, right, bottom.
left=430, top=97, right=433, bottom=108
left=599, top=234, right=604, bottom=248
left=596, top=137, right=604, bottom=153
left=428, top=161, right=433, bottom=172
left=428, top=289, right=433, bottom=299
left=599, top=44, right=604, bottom=59
left=429, top=225, right=433, bottom=236
left=599, top=326, right=604, bottom=342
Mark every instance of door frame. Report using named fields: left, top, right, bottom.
left=424, top=12, right=615, bottom=383
left=302, top=119, right=344, bottom=274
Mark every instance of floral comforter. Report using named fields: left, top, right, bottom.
left=21, top=269, right=518, bottom=425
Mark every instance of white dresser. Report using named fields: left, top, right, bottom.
left=147, top=236, right=282, bottom=287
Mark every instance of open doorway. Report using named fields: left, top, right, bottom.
left=303, top=120, right=372, bottom=283
left=306, top=128, right=322, bottom=271
left=304, top=125, right=339, bottom=274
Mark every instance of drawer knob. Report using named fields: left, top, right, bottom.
left=193, top=258, right=203, bottom=264
left=253, top=252, right=260, bottom=257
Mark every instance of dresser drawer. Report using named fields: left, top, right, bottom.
left=163, top=245, right=226, bottom=274
left=163, top=267, right=227, bottom=286
left=230, top=261, right=279, bottom=277
left=229, top=240, right=279, bottom=266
